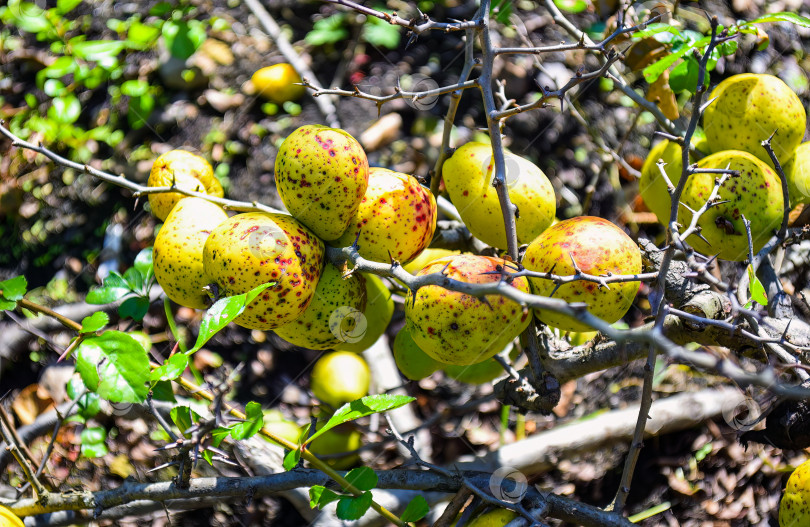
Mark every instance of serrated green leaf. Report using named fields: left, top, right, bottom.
left=188, top=282, right=274, bottom=353
left=230, top=401, right=264, bottom=440
left=401, top=495, right=429, bottom=522
left=747, top=265, right=768, bottom=306
left=150, top=353, right=189, bottom=382
left=118, top=296, right=150, bottom=321
left=305, top=394, right=415, bottom=446
left=743, top=12, right=810, bottom=29
left=283, top=447, right=301, bottom=471
left=336, top=492, right=373, bottom=521
left=310, top=486, right=343, bottom=509
left=80, top=312, right=109, bottom=333
left=0, top=275, right=27, bottom=309
left=151, top=380, right=176, bottom=402
left=87, top=272, right=132, bottom=304
left=345, top=466, right=378, bottom=491
left=75, top=331, right=150, bottom=403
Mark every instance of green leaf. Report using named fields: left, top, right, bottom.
left=229, top=401, right=264, bottom=440
left=0, top=275, right=27, bottom=310
left=80, top=427, right=108, bottom=458
left=282, top=448, right=301, bottom=471
left=171, top=406, right=202, bottom=438
left=48, top=94, right=81, bottom=125
left=643, top=35, right=711, bottom=83
left=57, top=0, right=82, bottom=14
left=632, top=23, right=682, bottom=40
left=71, top=40, right=128, bottom=62
left=400, top=495, right=429, bottom=522
left=149, top=2, right=172, bottom=16
left=162, top=19, right=207, bottom=60
left=123, top=266, right=144, bottom=291
left=121, top=79, right=150, bottom=97
left=67, top=377, right=101, bottom=420
left=43, top=79, right=66, bottom=97
left=743, top=12, right=810, bottom=29
left=305, top=394, right=415, bottom=446
left=87, top=272, right=133, bottom=304
left=362, top=17, right=400, bottom=49
left=118, top=296, right=150, bottom=321
left=336, top=492, right=373, bottom=521
left=2, top=2, right=50, bottom=33
left=309, top=486, right=343, bottom=509
left=151, top=380, right=176, bottom=402
left=553, top=0, right=587, bottom=14
left=305, top=14, right=348, bottom=46
left=668, top=57, right=708, bottom=94
left=75, top=331, right=150, bottom=403
left=188, top=282, right=274, bottom=353
left=747, top=265, right=768, bottom=306
left=150, top=353, right=189, bottom=382
left=80, top=312, right=109, bottom=333
left=345, top=466, right=378, bottom=492
left=127, top=21, right=161, bottom=49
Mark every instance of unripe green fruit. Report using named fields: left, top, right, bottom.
left=335, top=167, right=437, bottom=263
left=202, top=212, right=324, bottom=329
left=443, top=142, right=556, bottom=249
left=703, top=73, right=805, bottom=165
left=147, top=150, right=223, bottom=221
left=402, top=248, right=460, bottom=275
left=310, top=351, right=370, bottom=408
left=784, top=142, right=810, bottom=206
left=780, top=459, right=810, bottom=527
left=262, top=411, right=301, bottom=447
left=308, top=425, right=362, bottom=470
left=405, top=255, right=532, bottom=366
left=568, top=330, right=598, bottom=347
left=274, top=263, right=366, bottom=350
left=393, top=325, right=442, bottom=381
left=153, top=197, right=229, bottom=309
left=275, top=125, right=369, bottom=241
left=444, top=346, right=519, bottom=385
left=639, top=139, right=692, bottom=224
left=334, top=274, right=394, bottom=353
left=680, top=150, right=783, bottom=261
left=524, top=216, right=641, bottom=333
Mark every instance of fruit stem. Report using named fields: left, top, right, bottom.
left=16, top=298, right=82, bottom=332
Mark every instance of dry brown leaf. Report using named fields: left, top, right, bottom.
left=12, top=384, right=54, bottom=425
left=647, top=71, right=680, bottom=121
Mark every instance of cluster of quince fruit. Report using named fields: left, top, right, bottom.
left=640, top=73, right=809, bottom=262
left=146, top=124, right=645, bottom=386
